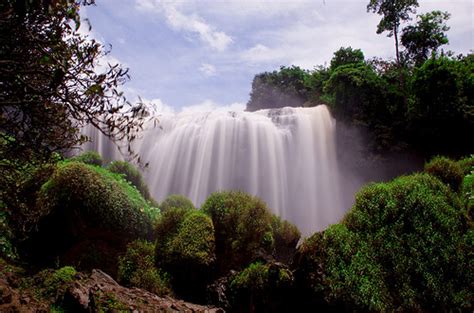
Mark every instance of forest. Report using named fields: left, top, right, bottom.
left=0, top=0, right=472, bottom=312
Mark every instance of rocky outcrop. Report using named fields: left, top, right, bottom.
left=0, top=263, right=223, bottom=313
left=64, top=269, right=223, bottom=312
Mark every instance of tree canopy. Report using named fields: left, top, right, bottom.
left=0, top=0, right=150, bottom=162
left=401, top=11, right=450, bottom=65
left=367, top=0, right=419, bottom=64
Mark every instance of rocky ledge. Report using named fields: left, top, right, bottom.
left=0, top=267, right=222, bottom=312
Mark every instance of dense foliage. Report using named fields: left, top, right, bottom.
left=401, top=11, right=450, bottom=65
left=228, top=262, right=293, bottom=313
left=245, top=1, right=471, bottom=156
left=0, top=0, right=150, bottom=163
left=154, top=208, right=215, bottom=301
left=201, top=191, right=275, bottom=273
left=118, top=239, right=171, bottom=296
left=107, top=160, right=152, bottom=201
left=70, top=151, right=104, bottom=167
left=159, top=194, right=195, bottom=213
left=294, top=171, right=472, bottom=311
left=0, top=0, right=471, bottom=311
left=246, top=66, right=312, bottom=111
left=24, top=161, right=156, bottom=272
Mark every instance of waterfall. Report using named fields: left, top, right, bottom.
left=82, top=105, right=348, bottom=236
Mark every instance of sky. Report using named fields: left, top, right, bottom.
left=82, top=0, right=473, bottom=112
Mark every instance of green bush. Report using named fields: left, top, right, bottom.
left=107, top=160, right=152, bottom=202
left=295, top=174, right=472, bottom=311
left=38, top=161, right=154, bottom=236
left=271, top=216, right=300, bottom=263
left=28, top=161, right=155, bottom=271
left=41, top=266, right=77, bottom=299
left=155, top=210, right=215, bottom=301
left=201, top=191, right=274, bottom=273
left=462, top=172, right=474, bottom=221
left=118, top=240, right=170, bottom=296
left=229, top=261, right=293, bottom=312
left=159, top=194, right=195, bottom=213
left=425, top=156, right=464, bottom=191
left=70, top=151, right=103, bottom=166
left=154, top=207, right=190, bottom=258
left=458, top=155, right=474, bottom=176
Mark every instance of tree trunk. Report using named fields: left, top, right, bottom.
left=394, top=25, right=400, bottom=65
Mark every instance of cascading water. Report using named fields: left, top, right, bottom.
left=82, top=105, right=348, bottom=236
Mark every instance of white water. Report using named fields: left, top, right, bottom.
left=83, top=105, right=348, bottom=235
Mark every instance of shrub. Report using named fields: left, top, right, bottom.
left=41, top=266, right=77, bottom=299
left=458, top=155, right=474, bottom=176
left=229, top=261, right=293, bottom=312
left=271, top=216, right=300, bottom=263
left=155, top=210, right=215, bottom=301
left=107, top=160, right=152, bottom=201
left=27, top=161, right=154, bottom=272
left=159, top=194, right=195, bottom=213
left=70, top=151, right=103, bottom=166
left=201, top=191, right=274, bottom=273
left=295, top=174, right=472, bottom=311
left=462, top=172, right=474, bottom=221
left=118, top=240, right=170, bottom=296
left=38, top=161, right=153, bottom=236
left=425, top=156, right=464, bottom=191
left=154, top=207, right=190, bottom=259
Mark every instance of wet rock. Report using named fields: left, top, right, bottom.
left=65, top=269, right=223, bottom=312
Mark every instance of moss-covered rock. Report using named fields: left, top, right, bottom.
left=294, top=174, right=472, bottom=311
left=24, top=161, right=157, bottom=274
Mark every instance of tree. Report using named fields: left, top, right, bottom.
left=0, top=0, right=150, bottom=162
left=409, top=54, right=473, bottom=155
left=367, top=0, right=419, bottom=65
left=329, top=47, right=365, bottom=72
left=246, top=66, right=311, bottom=111
left=401, top=11, right=450, bottom=66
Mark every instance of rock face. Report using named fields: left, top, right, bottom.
left=65, top=269, right=223, bottom=312
left=0, top=264, right=223, bottom=313
left=0, top=278, right=49, bottom=313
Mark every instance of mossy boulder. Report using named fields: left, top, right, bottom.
left=294, top=174, right=472, bottom=311
left=24, top=161, right=156, bottom=274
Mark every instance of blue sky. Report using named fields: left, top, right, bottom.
left=83, top=0, right=473, bottom=112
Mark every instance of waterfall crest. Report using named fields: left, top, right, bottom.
left=83, top=105, right=347, bottom=235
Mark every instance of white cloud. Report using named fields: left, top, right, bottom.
left=241, top=44, right=285, bottom=64
left=142, top=98, right=245, bottom=115
left=145, top=98, right=176, bottom=115
left=135, top=0, right=233, bottom=51
left=181, top=100, right=245, bottom=113
left=199, top=63, right=217, bottom=76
